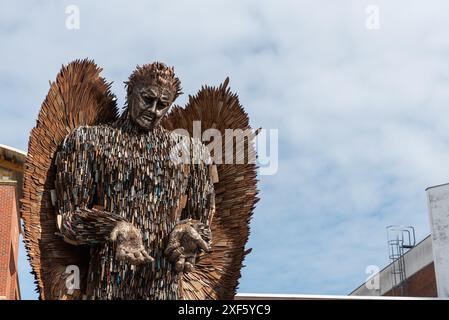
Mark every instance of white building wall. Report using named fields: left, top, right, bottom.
left=426, top=183, right=449, bottom=298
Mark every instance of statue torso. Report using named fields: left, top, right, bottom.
left=80, top=124, right=193, bottom=299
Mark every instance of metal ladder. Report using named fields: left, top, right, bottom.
left=387, top=225, right=416, bottom=296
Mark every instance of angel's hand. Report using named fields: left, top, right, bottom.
left=110, top=221, right=154, bottom=265
left=164, top=219, right=212, bottom=273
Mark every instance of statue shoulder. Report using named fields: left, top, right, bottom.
left=189, top=136, right=213, bottom=165
left=163, top=128, right=212, bottom=165
left=67, top=124, right=118, bottom=139
left=163, top=127, right=205, bottom=147
left=61, top=124, right=116, bottom=151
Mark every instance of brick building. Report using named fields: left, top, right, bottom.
left=351, top=183, right=449, bottom=298
left=0, top=144, right=25, bottom=300
left=350, top=235, right=437, bottom=297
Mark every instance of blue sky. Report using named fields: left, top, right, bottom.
left=2, top=0, right=449, bottom=299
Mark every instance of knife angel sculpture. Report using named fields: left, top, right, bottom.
left=21, top=59, right=258, bottom=300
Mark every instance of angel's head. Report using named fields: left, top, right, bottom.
left=125, top=62, right=182, bottom=130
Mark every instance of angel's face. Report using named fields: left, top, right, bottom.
left=129, top=84, right=173, bottom=130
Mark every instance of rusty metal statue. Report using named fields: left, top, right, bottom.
left=21, top=60, right=258, bottom=300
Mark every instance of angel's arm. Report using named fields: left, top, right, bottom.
left=54, top=127, right=126, bottom=245
left=165, top=139, right=217, bottom=272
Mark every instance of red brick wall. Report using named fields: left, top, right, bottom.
left=384, top=263, right=437, bottom=297
left=0, top=182, right=20, bottom=300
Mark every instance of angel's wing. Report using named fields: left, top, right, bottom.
left=162, top=78, right=259, bottom=299
left=21, top=59, right=119, bottom=299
